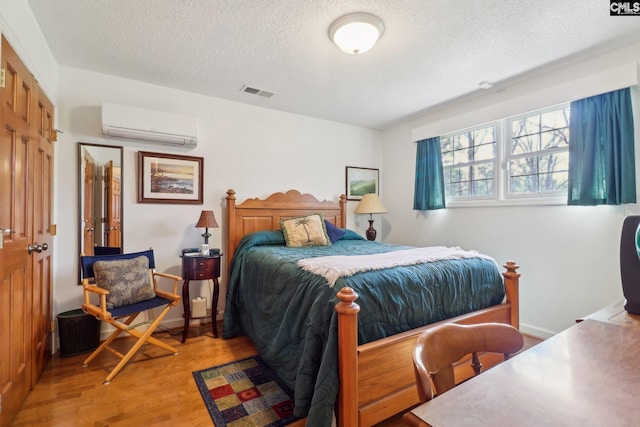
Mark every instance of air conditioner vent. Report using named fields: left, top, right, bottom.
left=241, top=85, right=274, bottom=98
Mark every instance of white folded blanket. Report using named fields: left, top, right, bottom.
left=297, top=246, right=497, bottom=287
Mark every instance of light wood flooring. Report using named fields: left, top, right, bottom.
left=12, top=324, right=541, bottom=427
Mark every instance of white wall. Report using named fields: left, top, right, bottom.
left=53, top=67, right=381, bottom=331
left=382, top=43, right=640, bottom=338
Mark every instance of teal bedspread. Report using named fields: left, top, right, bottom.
left=222, top=230, right=504, bottom=426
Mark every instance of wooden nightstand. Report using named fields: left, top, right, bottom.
left=180, top=253, right=222, bottom=343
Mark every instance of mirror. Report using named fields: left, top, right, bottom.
left=78, top=143, right=123, bottom=257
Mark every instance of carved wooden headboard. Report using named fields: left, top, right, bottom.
left=225, top=189, right=347, bottom=273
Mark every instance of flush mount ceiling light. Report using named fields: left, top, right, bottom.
left=329, top=12, right=385, bottom=55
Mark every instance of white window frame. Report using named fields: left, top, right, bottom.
left=444, top=103, right=569, bottom=208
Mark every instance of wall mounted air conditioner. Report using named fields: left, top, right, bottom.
left=101, top=102, right=198, bottom=147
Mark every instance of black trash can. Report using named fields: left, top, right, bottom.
left=57, top=309, right=101, bottom=357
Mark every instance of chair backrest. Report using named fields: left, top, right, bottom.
left=412, top=322, right=524, bottom=403
left=94, top=245, right=122, bottom=255
left=80, top=249, right=156, bottom=280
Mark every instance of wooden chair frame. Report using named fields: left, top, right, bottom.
left=80, top=249, right=181, bottom=384
left=412, top=322, right=524, bottom=402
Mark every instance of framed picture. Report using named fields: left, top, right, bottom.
left=345, top=166, right=379, bottom=200
left=137, top=151, right=203, bottom=204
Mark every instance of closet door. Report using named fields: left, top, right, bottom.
left=0, top=35, right=55, bottom=427
left=0, top=35, right=35, bottom=427
left=31, top=91, right=54, bottom=383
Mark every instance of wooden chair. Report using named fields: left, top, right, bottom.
left=80, top=249, right=181, bottom=384
left=412, top=322, right=524, bottom=403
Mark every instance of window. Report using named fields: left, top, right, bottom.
left=506, top=106, right=570, bottom=197
left=441, top=124, right=497, bottom=199
left=441, top=104, right=569, bottom=204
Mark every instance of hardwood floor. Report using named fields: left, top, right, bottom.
left=12, top=324, right=541, bottom=427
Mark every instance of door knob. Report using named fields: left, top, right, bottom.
left=28, top=243, right=47, bottom=254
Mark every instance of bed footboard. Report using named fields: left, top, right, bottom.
left=336, top=261, right=520, bottom=427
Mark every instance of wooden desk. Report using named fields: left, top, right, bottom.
left=403, top=318, right=640, bottom=427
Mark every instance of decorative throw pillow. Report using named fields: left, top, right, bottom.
left=324, top=219, right=346, bottom=243
left=280, top=213, right=330, bottom=247
left=93, top=255, right=156, bottom=309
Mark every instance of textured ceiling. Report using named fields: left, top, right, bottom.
left=26, top=0, right=640, bottom=130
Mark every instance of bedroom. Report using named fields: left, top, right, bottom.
left=1, top=0, right=640, bottom=425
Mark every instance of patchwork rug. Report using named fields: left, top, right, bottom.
left=193, top=355, right=299, bottom=426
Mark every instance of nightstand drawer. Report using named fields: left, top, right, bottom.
left=182, top=256, right=221, bottom=280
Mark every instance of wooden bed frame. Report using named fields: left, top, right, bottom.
left=225, top=189, right=520, bottom=427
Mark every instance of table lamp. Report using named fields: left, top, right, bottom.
left=195, top=210, right=218, bottom=254
left=354, top=193, right=388, bottom=241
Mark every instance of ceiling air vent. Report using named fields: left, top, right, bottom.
left=241, top=85, right=274, bottom=98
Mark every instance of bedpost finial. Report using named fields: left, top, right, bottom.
left=227, top=189, right=236, bottom=200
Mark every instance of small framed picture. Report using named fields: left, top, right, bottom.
left=137, top=151, right=203, bottom=204
left=345, top=166, right=379, bottom=201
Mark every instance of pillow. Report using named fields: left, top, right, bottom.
left=280, top=213, right=330, bottom=247
left=324, top=219, right=346, bottom=243
left=93, top=255, right=156, bottom=309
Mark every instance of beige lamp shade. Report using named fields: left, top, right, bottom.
left=354, top=193, right=388, bottom=214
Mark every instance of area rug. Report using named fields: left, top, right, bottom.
left=193, top=355, right=300, bottom=426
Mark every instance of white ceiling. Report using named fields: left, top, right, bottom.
left=26, top=0, right=640, bottom=130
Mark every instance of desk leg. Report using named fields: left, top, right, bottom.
left=212, top=277, right=219, bottom=338
left=181, top=278, right=190, bottom=343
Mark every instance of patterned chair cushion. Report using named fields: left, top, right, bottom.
left=93, top=255, right=156, bottom=309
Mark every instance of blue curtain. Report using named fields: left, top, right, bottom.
left=568, top=88, right=636, bottom=205
left=413, top=137, right=446, bottom=210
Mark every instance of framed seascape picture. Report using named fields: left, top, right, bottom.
left=345, top=166, right=379, bottom=200
left=137, top=151, right=203, bottom=204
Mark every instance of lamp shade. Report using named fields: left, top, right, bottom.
left=354, top=193, right=388, bottom=214
left=329, top=12, right=384, bottom=55
left=195, top=210, right=219, bottom=228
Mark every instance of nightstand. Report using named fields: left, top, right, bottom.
left=180, top=253, right=222, bottom=343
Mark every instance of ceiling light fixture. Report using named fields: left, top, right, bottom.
left=329, top=12, right=384, bottom=55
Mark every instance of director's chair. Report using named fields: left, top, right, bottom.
left=80, top=249, right=181, bottom=384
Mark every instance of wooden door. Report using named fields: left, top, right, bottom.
left=0, top=35, right=55, bottom=427
left=31, top=91, right=54, bottom=383
left=0, top=36, right=35, bottom=427
left=105, top=161, right=121, bottom=247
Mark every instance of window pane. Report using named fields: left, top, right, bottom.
left=510, top=157, right=538, bottom=176
left=541, top=128, right=569, bottom=150
left=441, top=124, right=496, bottom=200
left=507, top=105, right=569, bottom=198
left=473, top=179, right=493, bottom=196
left=473, top=127, right=495, bottom=145
left=540, top=108, right=569, bottom=130
left=441, top=150, right=453, bottom=166
left=539, top=152, right=568, bottom=174
left=441, top=137, right=452, bottom=152
left=472, top=162, right=493, bottom=180
left=474, top=143, right=495, bottom=161
left=448, top=181, right=470, bottom=197
left=450, top=166, right=469, bottom=183
left=453, top=134, right=470, bottom=150
left=453, top=148, right=472, bottom=163
left=539, top=172, right=568, bottom=192
left=510, top=175, right=538, bottom=194
left=512, top=115, right=539, bottom=137
left=512, top=134, right=540, bottom=154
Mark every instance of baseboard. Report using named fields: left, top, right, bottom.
left=519, top=322, right=556, bottom=340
